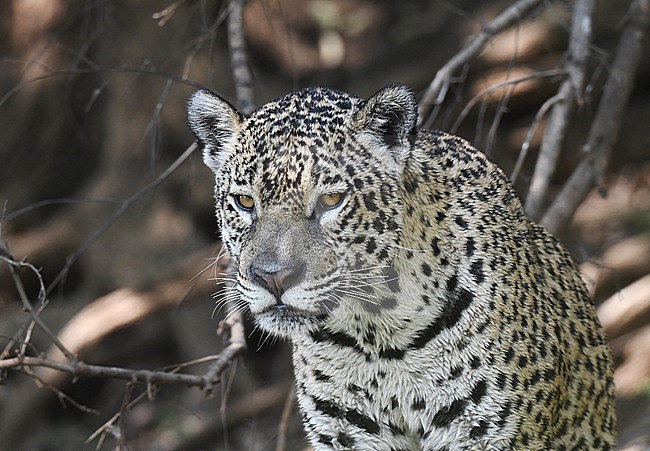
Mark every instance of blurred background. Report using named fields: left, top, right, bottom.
left=0, top=0, right=649, bottom=449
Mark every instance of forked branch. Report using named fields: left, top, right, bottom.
left=525, top=0, right=594, bottom=220
left=0, top=310, right=247, bottom=394
left=418, top=0, right=545, bottom=125
left=541, top=0, right=649, bottom=235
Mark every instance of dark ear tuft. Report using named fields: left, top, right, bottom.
left=187, top=89, right=243, bottom=172
left=352, top=84, right=418, bottom=167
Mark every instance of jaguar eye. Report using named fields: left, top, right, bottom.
left=233, top=194, right=255, bottom=211
left=318, top=193, right=345, bottom=210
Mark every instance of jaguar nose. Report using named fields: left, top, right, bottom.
left=250, top=261, right=307, bottom=301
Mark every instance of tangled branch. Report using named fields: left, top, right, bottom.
left=418, top=0, right=545, bottom=126
left=45, top=142, right=198, bottom=295
left=0, top=244, right=246, bottom=395
left=524, top=0, right=594, bottom=220
left=0, top=314, right=246, bottom=394
left=541, top=0, right=649, bottom=234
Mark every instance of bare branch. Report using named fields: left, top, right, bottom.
left=24, top=370, right=100, bottom=415
left=177, top=384, right=290, bottom=449
left=510, top=93, right=563, bottom=184
left=0, top=255, right=76, bottom=363
left=0, top=63, right=205, bottom=109
left=3, top=197, right=122, bottom=222
left=0, top=310, right=247, bottom=391
left=203, top=312, right=247, bottom=395
left=116, top=383, right=136, bottom=449
left=418, top=0, right=545, bottom=125
left=86, top=389, right=148, bottom=446
left=1, top=244, right=245, bottom=394
left=0, top=356, right=202, bottom=385
left=541, top=0, right=649, bottom=234
left=228, top=0, right=255, bottom=114
left=451, top=69, right=566, bottom=134
left=276, top=385, right=296, bottom=451
left=1, top=291, right=50, bottom=360
left=47, top=142, right=198, bottom=294
left=524, top=0, right=594, bottom=220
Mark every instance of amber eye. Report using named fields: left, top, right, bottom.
left=233, top=194, right=255, bottom=211
left=318, top=193, right=345, bottom=210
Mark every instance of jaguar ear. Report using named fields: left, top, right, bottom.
left=187, top=89, right=243, bottom=172
left=352, top=84, right=418, bottom=169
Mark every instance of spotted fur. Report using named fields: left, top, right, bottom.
left=188, top=85, right=616, bottom=450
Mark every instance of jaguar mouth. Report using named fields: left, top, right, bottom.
left=257, top=303, right=329, bottom=323
left=260, top=303, right=321, bottom=317
left=251, top=298, right=334, bottom=336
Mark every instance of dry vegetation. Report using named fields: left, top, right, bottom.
left=1, top=0, right=649, bottom=449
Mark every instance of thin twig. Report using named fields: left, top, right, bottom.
left=275, top=384, right=296, bottom=451
left=1, top=292, right=50, bottom=360
left=24, top=370, right=101, bottom=415
left=227, top=0, right=255, bottom=114
left=116, top=382, right=135, bottom=450
left=484, top=84, right=514, bottom=156
left=541, top=0, right=649, bottom=235
left=0, top=256, right=77, bottom=363
left=418, top=0, right=545, bottom=125
left=220, top=358, right=237, bottom=449
left=0, top=310, right=246, bottom=390
left=160, top=353, right=229, bottom=372
left=451, top=69, right=566, bottom=133
left=203, top=311, right=247, bottom=395
left=20, top=318, right=38, bottom=358
left=46, top=142, right=197, bottom=295
left=3, top=197, right=122, bottom=221
left=0, top=62, right=206, bottom=108
left=86, top=390, right=148, bottom=446
left=182, top=5, right=231, bottom=80
left=1, top=302, right=246, bottom=392
left=510, top=93, right=563, bottom=184
left=524, top=0, right=594, bottom=220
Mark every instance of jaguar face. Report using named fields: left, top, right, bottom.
left=188, top=85, right=417, bottom=337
